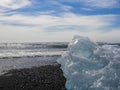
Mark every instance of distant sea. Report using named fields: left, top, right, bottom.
left=0, top=42, right=68, bottom=75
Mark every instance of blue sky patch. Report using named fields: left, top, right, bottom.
left=0, top=0, right=120, bottom=42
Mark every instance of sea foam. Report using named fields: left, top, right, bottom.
left=57, top=35, right=120, bottom=90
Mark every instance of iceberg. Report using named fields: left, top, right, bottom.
left=57, top=35, right=120, bottom=90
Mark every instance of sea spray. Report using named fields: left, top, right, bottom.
left=57, top=35, right=120, bottom=90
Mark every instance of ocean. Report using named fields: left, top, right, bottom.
left=0, top=42, right=68, bottom=75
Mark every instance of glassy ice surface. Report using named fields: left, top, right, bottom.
left=57, top=35, right=120, bottom=90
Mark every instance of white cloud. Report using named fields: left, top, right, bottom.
left=0, top=0, right=31, bottom=10
left=0, top=13, right=119, bottom=42
left=0, top=13, right=116, bottom=30
left=0, top=25, right=120, bottom=43
left=81, top=8, right=93, bottom=11
left=82, top=0, right=119, bottom=8
left=0, top=0, right=119, bottom=42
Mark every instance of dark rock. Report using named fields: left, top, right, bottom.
left=0, top=64, right=66, bottom=90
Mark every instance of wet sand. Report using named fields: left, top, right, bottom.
left=0, top=64, right=66, bottom=90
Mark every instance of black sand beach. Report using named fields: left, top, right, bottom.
left=0, top=64, right=66, bottom=90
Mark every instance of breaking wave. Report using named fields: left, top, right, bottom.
left=0, top=42, right=67, bottom=59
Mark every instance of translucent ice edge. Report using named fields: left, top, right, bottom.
left=57, top=35, right=120, bottom=90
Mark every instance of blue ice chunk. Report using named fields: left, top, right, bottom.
left=57, top=35, right=120, bottom=90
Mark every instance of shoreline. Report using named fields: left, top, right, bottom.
left=0, top=64, right=66, bottom=90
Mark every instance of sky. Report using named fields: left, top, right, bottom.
left=0, top=0, right=120, bottom=42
